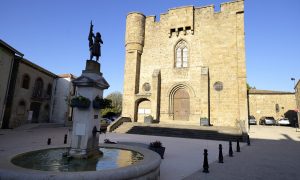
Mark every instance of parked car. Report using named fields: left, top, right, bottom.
left=249, top=115, right=257, bottom=125
left=277, top=118, right=290, bottom=126
left=259, top=116, right=276, bottom=125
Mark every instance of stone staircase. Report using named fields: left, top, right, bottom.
left=112, top=122, right=246, bottom=142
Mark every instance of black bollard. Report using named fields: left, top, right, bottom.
left=236, top=139, right=240, bottom=152
left=47, top=138, right=51, bottom=145
left=247, top=135, right=251, bottom=146
left=203, top=149, right=209, bottom=173
left=218, top=144, right=224, bottom=163
left=229, top=141, right=233, bottom=157
left=64, top=134, right=68, bottom=144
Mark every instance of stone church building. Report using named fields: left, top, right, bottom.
left=122, top=0, right=248, bottom=128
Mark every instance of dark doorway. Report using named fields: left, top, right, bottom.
left=284, top=110, right=298, bottom=127
left=174, top=89, right=190, bottom=120
left=30, top=102, right=41, bottom=123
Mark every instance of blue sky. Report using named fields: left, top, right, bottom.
left=1, top=0, right=299, bottom=96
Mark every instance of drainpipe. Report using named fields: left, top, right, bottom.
left=49, top=77, right=58, bottom=123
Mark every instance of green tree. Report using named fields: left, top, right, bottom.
left=106, top=91, right=122, bottom=113
left=100, top=91, right=122, bottom=118
left=247, top=83, right=251, bottom=90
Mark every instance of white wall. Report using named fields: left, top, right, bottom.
left=51, top=77, right=73, bottom=124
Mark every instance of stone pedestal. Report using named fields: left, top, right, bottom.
left=69, top=60, right=109, bottom=158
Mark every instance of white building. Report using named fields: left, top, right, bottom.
left=50, top=74, right=76, bottom=125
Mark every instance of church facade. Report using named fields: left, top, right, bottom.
left=122, top=0, right=248, bottom=128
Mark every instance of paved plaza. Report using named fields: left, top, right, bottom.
left=0, top=124, right=300, bottom=179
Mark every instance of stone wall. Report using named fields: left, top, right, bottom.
left=295, top=80, right=300, bottom=126
left=122, top=0, right=247, bottom=128
left=249, top=91, right=296, bottom=122
left=0, top=46, right=14, bottom=127
left=9, top=59, right=56, bottom=128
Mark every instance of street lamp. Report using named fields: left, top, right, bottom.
left=291, top=78, right=296, bottom=89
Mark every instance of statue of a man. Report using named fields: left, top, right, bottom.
left=88, top=21, right=103, bottom=61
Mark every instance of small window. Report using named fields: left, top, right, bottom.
left=178, top=27, right=184, bottom=32
left=22, top=74, right=30, bottom=89
left=275, top=104, right=280, bottom=113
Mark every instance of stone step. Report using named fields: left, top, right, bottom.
left=113, top=122, right=245, bottom=142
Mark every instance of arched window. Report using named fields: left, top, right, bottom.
left=175, top=40, right=188, bottom=68
left=32, top=78, right=44, bottom=98
left=22, top=74, right=30, bottom=89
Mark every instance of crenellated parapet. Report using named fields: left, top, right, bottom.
left=220, top=0, right=244, bottom=13
left=141, top=0, right=244, bottom=38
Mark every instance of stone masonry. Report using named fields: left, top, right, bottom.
left=295, top=80, right=300, bottom=126
left=248, top=89, right=296, bottom=121
left=122, top=0, right=247, bottom=128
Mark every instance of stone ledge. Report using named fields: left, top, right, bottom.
left=0, top=144, right=161, bottom=180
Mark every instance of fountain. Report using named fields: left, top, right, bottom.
left=3, top=22, right=161, bottom=179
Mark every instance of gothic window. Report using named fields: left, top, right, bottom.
left=175, top=40, right=188, bottom=68
left=22, top=74, right=30, bottom=89
left=32, top=78, right=44, bottom=98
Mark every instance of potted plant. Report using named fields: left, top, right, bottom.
left=93, top=96, right=112, bottom=109
left=93, top=96, right=103, bottom=109
left=149, top=140, right=165, bottom=159
left=70, top=95, right=91, bottom=109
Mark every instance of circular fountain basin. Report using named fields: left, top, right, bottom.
left=11, top=147, right=144, bottom=172
left=2, top=144, right=161, bottom=180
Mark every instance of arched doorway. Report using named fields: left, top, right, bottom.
left=137, top=99, right=151, bottom=122
left=173, top=89, right=190, bottom=120
left=30, top=102, right=41, bottom=123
